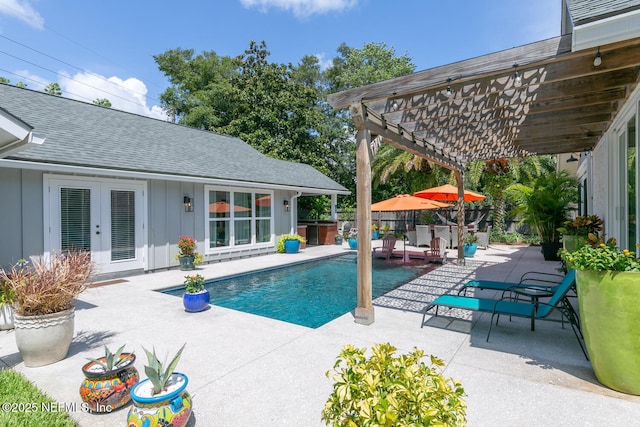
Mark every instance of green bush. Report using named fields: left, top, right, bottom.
left=322, top=343, right=467, bottom=427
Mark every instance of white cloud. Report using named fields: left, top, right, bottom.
left=0, top=0, right=44, bottom=29
left=240, top=0, right=357, bottom=18
left=59, top=72, right=168, bottom=120
left=314, top=53, right=333, bottom=71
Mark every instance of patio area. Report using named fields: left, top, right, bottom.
left=1, top=243, right=639, bottom=426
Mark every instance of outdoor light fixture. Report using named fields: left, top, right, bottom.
left=445, top=78, right=452, bottom=98
left=391, top=92, right=399, bottom=110
left=593, top=47, right=602, bottom=67
left=513, top=64, right=521, bottom=85
left=566, top=154, right=579, bottom=163
left=183, top=196, right=193, bottom=212
left=283, top=200, right=290, bottom=212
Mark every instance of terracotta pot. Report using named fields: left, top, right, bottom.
left=79, top=353, right=139, bottom=412
left=14, top=308, right=74, bottom=367
left=576, top=270, right=640, bottom=395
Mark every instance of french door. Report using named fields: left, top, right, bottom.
left=45, top=176, right=146, bottom=274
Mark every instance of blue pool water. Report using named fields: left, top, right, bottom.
left=163, top=253, right=422, bottom=328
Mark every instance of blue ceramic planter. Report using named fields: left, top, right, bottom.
left=348, top=238, right=358, bottom=250
left=463, top=243, right=477, bottom=257
left=183, top=289, right=210, bottom=312
left=284, top=240, right=301, bottom=253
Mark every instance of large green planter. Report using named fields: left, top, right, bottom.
left=576, top=270, right=640, bottom=395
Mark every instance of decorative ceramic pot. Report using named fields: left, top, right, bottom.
left=576, top=270, right=640, bottom=395
left=14, top=308, right=74, bottom=367
left=372, top=231, right=380, bottom=240
left=284, top=240, right=300, bottom=254
left=127, top=372, right=192, bottom=427
left=0, top=304, right=14, bottom=330
left=334, top=236, right=343, bottom=245
left=178, top=256, right=195, bottom=271
left=463, top=243, right=477, bottom=258
left=79, top=353, right=139, bottom=412
left=348, top=238, right=358, bottom=250
left=183, top=289, right=210, bottom=312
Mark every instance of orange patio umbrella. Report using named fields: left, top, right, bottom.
left=209, top=201, right=251, bottom=213
left=413, top=184, right=486, bottom=202
left=371, top=194, right=451, bottom=211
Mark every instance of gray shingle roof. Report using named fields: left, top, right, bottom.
left=0, top=84, right=348, bottom=193
left=567, top=0, right=640, bottom=25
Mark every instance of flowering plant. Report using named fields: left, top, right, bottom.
left=184, top=274, right=205, bottom=293
left=560, top=237, right=640, bottom=272
left=177, top=235, right=196, bottom=257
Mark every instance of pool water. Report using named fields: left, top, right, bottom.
left=163, top=253, right=421, bottom=328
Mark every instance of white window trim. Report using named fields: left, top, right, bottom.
left=204, top=185, right=274, bottom=254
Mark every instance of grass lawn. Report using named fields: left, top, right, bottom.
left=0, top=369, right=77, bottom=427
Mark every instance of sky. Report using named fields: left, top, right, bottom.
left=0, top=0, right=561, bottom=120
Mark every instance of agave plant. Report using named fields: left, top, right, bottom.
left=142, top=343, right=186, bottom=395
left=86, top=344, right=130, bottom=372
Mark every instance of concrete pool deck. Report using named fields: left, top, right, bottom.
left=1, top=242, right=639, bottom=426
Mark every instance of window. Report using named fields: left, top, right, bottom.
left=206, top=187, right=273, bottom=250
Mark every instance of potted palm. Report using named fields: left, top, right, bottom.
left=508, top=170, right=578, bottom=260
left=182, top=274, right=210, bottom=312
left=79, top=344, right=139, bottom=412
left=0, top=251, right=93, bottom=367
left=560, top=238, right=640, bottom=395
left=127, top=344, right=192, bottom=427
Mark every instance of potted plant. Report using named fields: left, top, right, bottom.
left=463, top=233, right=479, bottom=257
left=557, top=214, right=603, bottom=252
left=560, top=238, right=640, bottom=395
left=175, top=235, right=202, bottom=271
left=380, top=224, right=391, bottom=236
left=371, top=223, right=379, bottom=240
left=347, top=229, right=358, bottom=250
left=0, top=251, right=93, bottom=367
left=127, top=344, right=192, bottom=427
left=182, top=274, right=210, bottom=312
left=276, top=234, right=306, bottom=254
left=321, top=343, right=466, bottom=426
left=79, top=344, right=139, bottom=412
left=508, top=170, right=578, bottom=260
left=334, top=234, right=343, bottom=245
left=0, top=277, right=15, bottom=330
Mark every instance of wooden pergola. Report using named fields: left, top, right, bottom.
left=327, top=34, right=640, bottom=324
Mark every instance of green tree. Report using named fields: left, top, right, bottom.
left=44, top=82, right=61, bottom=95
left=0, top=77, right=9, bottom=84
left=93, top=98, right=112, bottom=107
left=15, top=81, right=27, bottom=88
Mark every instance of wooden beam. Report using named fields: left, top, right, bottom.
left=354, top=128, right=374, bottom=325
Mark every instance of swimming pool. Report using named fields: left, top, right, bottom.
left=162, top=253, right=422, bottom=328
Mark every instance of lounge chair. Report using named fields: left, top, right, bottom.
left=458, top=271, right=566, bottom=296
left=372, top=235, right=397, bottom=260
left=415, top=225, right=431, bottom=247
left=421, top=270, right=587, bottom=359
left=424, top=237, right=447, bottom=264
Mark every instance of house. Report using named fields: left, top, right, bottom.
left=327, top=0, right=640, bottom=324
left=0, top=84, right=349, bottom=278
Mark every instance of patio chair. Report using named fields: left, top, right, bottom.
left=424, top=237, right=447, bottom=264
left=415, top=225, right=431, bottom=247
left=433, top=225, right=450, bottom=249
left=421, top=269, right=588, bottom=359
left=372, top=235, right=397, bottom=260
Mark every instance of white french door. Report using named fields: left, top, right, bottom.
left=45, top=175, right=146, bottom=274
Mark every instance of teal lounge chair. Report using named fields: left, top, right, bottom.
left=458, top=271, right=566, bottom=296
left=422, top=270, right=588, bottom=359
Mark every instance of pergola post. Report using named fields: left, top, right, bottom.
left=454, top=170, right=465, bottom=264
left=352, top=104, right=374, bottom=325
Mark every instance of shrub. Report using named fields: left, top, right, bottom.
left=560, top=237, right=640, bottom=272
left=184, top=274, right=205, bottom=293
left=276, top=234, right=306, bottom=253
left=322, top=343, right=467, bottom=427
